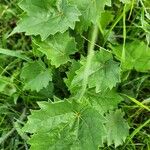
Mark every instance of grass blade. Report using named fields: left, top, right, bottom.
left=0, top=48, right=31, bottom=61
left=123, top=94, right=150, bottom=111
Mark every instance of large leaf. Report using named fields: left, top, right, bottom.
left=34, top=32, right=77, bottom=67
left=23, top=89, right=127, bottom=149
left=10, top=0, right=81, bottom=40
left=23, top=98, right=106, bottom=149
left=111, top=41, right=150, bottom=72
left=20, top=60, right=52, bottom=92
left=69, top=51, right=120, bottom=93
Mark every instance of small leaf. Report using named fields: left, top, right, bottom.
left=111, top=41, right=150, bottom=72
left=0, top=76, right=16, bottom=96
left=99, top=11, right=114, bottom=31
left=64, top=60, right=81, bottom=93
left=70, top=51, right=120, bottom=93
left=20, top=60, right=52, bottom=92
left=34, top=32, right=77, bottom=67
left=69, top=0, right=110, bottom=32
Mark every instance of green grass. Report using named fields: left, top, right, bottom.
left=0, top=1, right=30, bottom=149
left=0, top=0, right=150, bottom=150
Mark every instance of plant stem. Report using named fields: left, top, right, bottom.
left=122, top=4, right=127, bottom=63
left=78, top=25, right=98, bottom=101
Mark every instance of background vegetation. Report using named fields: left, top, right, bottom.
left=0, top=0, right=150, bottom=149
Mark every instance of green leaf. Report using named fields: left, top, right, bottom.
left=27, top=124, right=78, bottom=150
left=34, top=32, right=77, bottom=67
left=105, top=110, right=129, bottom=147
left=23, top=100, right=74, bottom=133
left=74, top=106, right=106, bottom=149
left=20, top=60, right=52, bottom=92
left=23, top=90, right=127, bottom=149
left=99, top=11, right=114, bottom=31
left=69, top=51, right=120, bottom=93
left=10, top=0, right=81, bottom=40
left=111, top=41, right=150, bottom=72
left=23, top=97, right=107, bottom=149
left=86, top=90, right=123, bottom=114
left=64, top=60, right=81, bottom=93
left=37, top=83, right=54, bottom=99
left=69, top=0, right=110, bottom=32
left=0, top=76, right=16, bottom=96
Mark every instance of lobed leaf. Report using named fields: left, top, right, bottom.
left=34, top=32, right=77, bottom=67
left=67, top=51, right=120, bottom=93
left=111, top=41, right=150, bottom=72
left=86, top=89, right=123, bottom=114
left=23, top=90, right=127, bottom=149
left=10, top=0, right=81, bottom=40
left=20, top=60, right=52, bottom=92
left=69, top=0, right=111, bottom=32
left=105, top=110, right=129, bottom=147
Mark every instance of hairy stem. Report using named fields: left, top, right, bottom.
left=78, top=25, right=98, bottom=101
